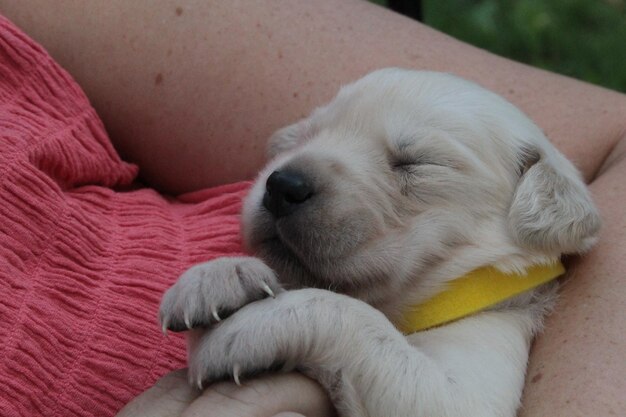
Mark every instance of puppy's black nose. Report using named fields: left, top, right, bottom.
left=263, top=170, right=313, bottom=217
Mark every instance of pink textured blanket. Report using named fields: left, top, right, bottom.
left=0, top=16, right=248, bottom=416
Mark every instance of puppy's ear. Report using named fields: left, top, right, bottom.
left=508, top=147, right=600, bottom=254
left=267, top=119, right=312, bottom=159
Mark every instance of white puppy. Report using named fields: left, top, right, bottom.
left=160, top=69, right=600, bottom=417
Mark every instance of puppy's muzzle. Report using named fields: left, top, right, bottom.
left=263, top=170, right=313, bottom=218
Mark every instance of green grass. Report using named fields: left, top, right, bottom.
left=374, top=0, right=626, bottom=92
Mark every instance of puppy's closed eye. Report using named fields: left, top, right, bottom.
left=390, top=148, right=465, bottom=198
left=391, top=137, right=468, bottom=173
left=391, top=154, right=454, bottom=171
left=394, top=162, right=467, bottom=203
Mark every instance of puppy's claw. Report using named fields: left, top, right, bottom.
left=233, top=363, right=242, bottom=386
left=261, top=282, right=275, bottom=298
left=211, top=306, right=221, bottom=322
left=197, top=374, right=204, bottom=391
left=161, top=319, right=169, bottom=335
left=184, top=311, right=192, bottom=329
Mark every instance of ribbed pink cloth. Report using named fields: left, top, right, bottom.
left=0, top=15, right=249, bottom=417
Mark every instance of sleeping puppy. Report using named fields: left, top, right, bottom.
left=159, top=69, right=600, bottom=417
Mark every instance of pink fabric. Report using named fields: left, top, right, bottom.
left=0, top=15, right=249, bottom=416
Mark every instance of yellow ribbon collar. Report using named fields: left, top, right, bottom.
left=399, top=262, right=565, bottom=334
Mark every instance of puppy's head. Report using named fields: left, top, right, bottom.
left=241, top=69, right=600, bottom=303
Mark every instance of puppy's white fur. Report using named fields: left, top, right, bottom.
left=160, top=69, right=600, bottom=417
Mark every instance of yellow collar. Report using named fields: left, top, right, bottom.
left=398, top=262, right=565, bottom=334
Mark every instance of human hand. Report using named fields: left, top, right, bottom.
left=116, top=369, right=336, bottom=417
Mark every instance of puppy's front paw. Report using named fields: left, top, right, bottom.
left=186, top=295, right=298, bottom=389
left=186, top=289, right=351, bottom=389
left=159, top=257, right=282, bottom=332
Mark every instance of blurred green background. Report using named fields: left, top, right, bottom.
left=373, top=0, right=626, bottom=92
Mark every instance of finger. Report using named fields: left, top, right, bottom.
left=181, top=372, right=336, bottom=417
left=116, top=369, right=200, bottom=417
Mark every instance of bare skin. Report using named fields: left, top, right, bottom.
left=116, top=370, right=334, bottom=417
left=1, top=1, right=624, bottom=416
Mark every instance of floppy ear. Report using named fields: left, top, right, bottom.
left=508, top=148, right=601, bottom=254
left=266, top=118, right=312, bottom=159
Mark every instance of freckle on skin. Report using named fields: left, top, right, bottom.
left=292, top=92, right=299, bottom=98
left=155, top=73, right=164, bottom=86
left=175, top=7, right=183, bottom=16
left=531, top=373, right=543, bottom=383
